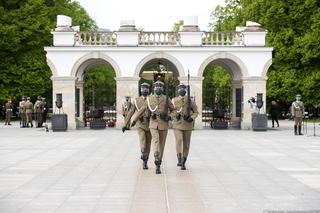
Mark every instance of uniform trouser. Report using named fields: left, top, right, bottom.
left=36, top=112, right=43, bottom=126
left=5, top=111, right=12, bottom=124
left=26, top=113, right=32, bottom=125
left=150, top=128, right=168, bottom=160
left=20, top=113, right=26, bottom=126
left=294, top=117, right=303, bottom=126
left=137, top=127, right=151, bottom=160
left=124, top=115, right=130, bottom=129
left=174, top=129, right=192, bottom=158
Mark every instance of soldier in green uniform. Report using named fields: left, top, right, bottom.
left=19, top=96, right=27, bottom=128
left=25, top=97, right=34, bottom=128
left=122, top=96, right=133, bottom=130
left=4, top=99, right=13, bottom=125
left=132, top=81, right=174, bottom=174
left=34, top=96, right=44, bottom=128
left=171, top=84, right=198, bottom=170
left=291, top=94, right=305, bottom=135
left=122, top=82, right=152, bottom=169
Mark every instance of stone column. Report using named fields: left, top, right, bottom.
left=178, top=76, right=204, bottom=129
left=76, top=80, right=84, bottom=127
left=115, top=77, right=140, bottom=128
left=241, top=77, right=267, bottom=129
left=51, top=76, right=77, bottom=130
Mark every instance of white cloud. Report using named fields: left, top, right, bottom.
left=75, top=0, right=225, bottom=31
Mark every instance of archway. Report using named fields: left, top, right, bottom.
left=138, top=58, right=180, bottom=97
left=199, top=55, right=246, bottom=129
left=74, top=58, right=117, bottom=128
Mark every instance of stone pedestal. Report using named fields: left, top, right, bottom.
left=51, top=114, right=68, bottom=131
left=51, top=76, right=77, bottom=130
left=116, top=77, right=140, bottom=128
left=252, top=113, right=267, bottom=131
left=242, top=77, right=267, bottom=129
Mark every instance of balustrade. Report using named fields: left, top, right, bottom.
left=76, top=32, right=117, bottom=45
left=74, top=31, right=244, bottom=46
left=202, top=32, right=243, bottom=46
left=139, top=32, right=180, bottom=45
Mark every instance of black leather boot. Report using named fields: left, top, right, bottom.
left=143, top=159, right=148, bottom=170
left=177, top=153, right=182, bottom=167
left=294, top=125, right=297, bottom=135
left=154, top=152, right=161, bottom=174
left=298, top=125, right=303, bottom=135
left=181, top=157, right=187, bottom=170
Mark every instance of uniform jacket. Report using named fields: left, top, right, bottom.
left=19, top=101, right=26, bottom=113
left=34, top=100, right=44, bottom=113
left=134, top=94, right=174, bottom=131
left=24, top=101, right=33, bottom=113
left=291, top=101, right=305, bottom=118
left=171, top=96, right=199, bottom=130
left=5, top=102, right=13, bottom=112
left=125, top=96, right=150, bottom=131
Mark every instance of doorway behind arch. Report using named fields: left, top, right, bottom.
left=80, top=64, right=116, bottom=128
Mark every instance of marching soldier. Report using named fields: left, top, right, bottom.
left=132, top=81, right=174, bottom=174
left=122, top=96, right=132, bottom=130
left=25, top=97, right=34, bottom=128
left=122, top=82, right=152, bottom=169
left=291, top=94, right=305, bottom=135
left=4, top=99, right=13, bottom=125
left=171, top=84, right=198, bottom=170
left=19, top=96, right=27, bottom=128
left=34, top=96, right=44, bottom=127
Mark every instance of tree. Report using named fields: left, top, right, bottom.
left=209, top=0, right=320, bottom=109
left=84, top=65, right=116, bottom=109
left=0, top=0, right=96, bottom=108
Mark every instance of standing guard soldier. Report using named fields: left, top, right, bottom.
left=34, top=96, right=44, bottom=128
left=132, top=81, right=174, bottom=174
left=42, top=98, right=48, bottom=123
left=122, top=96, right=133, bottom=130
left=4, top=98, right=13, bottom=125
left=122, top=82, right=152, bottom=169
left=291, top=94, right=305, bottom=135
left=171, top=84, right=198, bottom=170
left=25, top=97, right=34, bottom=128
left=19, top=96, right=27, bottom=128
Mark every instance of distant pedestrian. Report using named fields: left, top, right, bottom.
left=5, top=99, right=13, bottom=125
left=270, top=100, right=280, bottom=128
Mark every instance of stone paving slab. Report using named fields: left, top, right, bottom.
left=0, top=120, right=320, bottom=213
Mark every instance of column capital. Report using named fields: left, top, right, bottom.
left=115, top=77, right=140, bottom=82
left=242, top=76, right=267, bottom=83
left=51, top=76, right=77, bottom=82
left=178, top=76, right=204, bottom=82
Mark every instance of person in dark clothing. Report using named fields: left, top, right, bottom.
left=270, top=100, right=280, bottom=128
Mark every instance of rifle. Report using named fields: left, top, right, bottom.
left=187, top=69, right=191, bottom=117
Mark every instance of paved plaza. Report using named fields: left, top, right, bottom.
left=0, top=120, right=320, bottom=213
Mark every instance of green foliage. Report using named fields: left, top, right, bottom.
left=84, top=65, right=116, bottom=109
left=0, top=0, right=96, bottom=107
left=203, top=65, right=231, bottom=108
left=210, top=0, right=320, bottom=108
left=172, top=20, right=184, bottom=32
